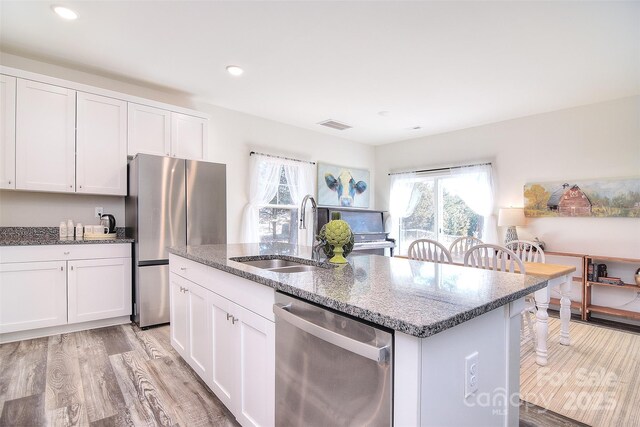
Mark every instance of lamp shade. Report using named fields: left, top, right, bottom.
left=498, top=207, right=526, bottom=227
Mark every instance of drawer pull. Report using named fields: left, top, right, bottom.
left=64, top=251, right=70, bottom=255
left=180, top=267, right=187, bottom=271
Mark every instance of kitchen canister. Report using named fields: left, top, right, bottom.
left=59, top=221, right=67, bottom=239
left=75, top=223, right=84, bottom=240
left=67, top=219, right=75, bottom=239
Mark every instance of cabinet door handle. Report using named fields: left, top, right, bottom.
left=7, top=180, right=11, bottom=184
left=226, top=313, right=233, bottom=322
left=231, top=316, right=238, bottom=325
left=60, top=266, right=64, bottom=271
left=70, top=266, right=74, bottom=271
left=79, top=185, right=82, bottom=189
left=70, top=184, right=73, bottom=188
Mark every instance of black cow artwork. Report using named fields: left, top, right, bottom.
left=318, top=163, right=370, bottom=208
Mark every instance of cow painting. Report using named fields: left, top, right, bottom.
left=324, top=171, right=367, bottom=207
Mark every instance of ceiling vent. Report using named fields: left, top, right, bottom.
left=318, top=119, right=352, bottom=131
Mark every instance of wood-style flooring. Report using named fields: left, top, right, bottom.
left=1, top=322, right=587, bottom=427
left=0, top=324, right=238, bottom=427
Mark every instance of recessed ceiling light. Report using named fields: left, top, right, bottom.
left=52, top=5, right=78, bottom=20
left=226, top=65, right=244, bottom=76
left=378, top=111, right=390, bottom=117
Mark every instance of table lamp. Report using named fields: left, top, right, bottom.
left=498, top=207, right=526, bottom=244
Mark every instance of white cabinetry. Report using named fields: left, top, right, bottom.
left=68, top=257, right=132, bottom=323
left=15, top=79, right=76, bottom=192
left=0, top=260, right=67, bottom=333
left=171, top=112, right=207, bottom=160
left=128, top=103, right=207, bottom=160
left=169, top=273, right=211, bottom=380
left=170, top=255, right=275, bottom=427
left=0, top=244, right=132, bottom=342
left=0, top=75, right=16, bottom=189
left=127, top=103, right=171, bottom=157
left=76, top=92, right=127, bottom=195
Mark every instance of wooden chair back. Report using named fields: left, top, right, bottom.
left=448, top=236, right=484, bottom=259
left=463, top=244, right=526, bottom=274
left=407, top=239, right=453, bottom=264
left=505, top=240, right=545, bottom=263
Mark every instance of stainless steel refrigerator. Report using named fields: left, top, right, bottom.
left=126, top=154, right=226, bottom=328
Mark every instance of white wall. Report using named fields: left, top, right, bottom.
left=375, top=96, right=640, bottom=258
left=0, top=53, right=375, bottom=242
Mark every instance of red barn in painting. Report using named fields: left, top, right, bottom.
left=547, top=183, right=592, bottom=216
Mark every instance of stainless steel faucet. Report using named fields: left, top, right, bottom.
left=299, top=195, right=319, bottom=256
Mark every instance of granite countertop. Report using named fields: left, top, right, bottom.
left=168, top=243, right=548, bottom=338
left=0, top=227, right=134, bottom=246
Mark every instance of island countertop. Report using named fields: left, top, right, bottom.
left=168, top=243, right=548, bottom=338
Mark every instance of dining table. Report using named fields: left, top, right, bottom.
left=447, top=254, right=577, bottom=366
left=522, top=262, right=577, bottom=366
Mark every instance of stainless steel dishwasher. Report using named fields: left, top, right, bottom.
left=273, top=292, right=393, bottom=426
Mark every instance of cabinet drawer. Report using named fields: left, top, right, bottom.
left=170, top=254, right=211, bottom=285
left=0, top=243, right=131, bottom=263
left=170, top=255, right=275, bottom=321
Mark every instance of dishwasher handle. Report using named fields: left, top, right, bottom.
left=273, top=303, right=390, bottom=364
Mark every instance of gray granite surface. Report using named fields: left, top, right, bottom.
left=168, top=243, right=549, bottom=338
left=0, top=227, right=133, bottom=246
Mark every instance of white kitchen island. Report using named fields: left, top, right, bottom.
left=168, top=243, right=547, bottom=427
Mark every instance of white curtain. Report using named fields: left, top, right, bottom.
left=241, top=155, right=281, bottom=243
left=283, top=161, right=314, bottom=246
left=445, top=164, right=497, bottom=244
left=388, top=172, right=420, bottom=241
left=241, top=154, right=314, bottom=244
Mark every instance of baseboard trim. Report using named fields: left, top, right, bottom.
left=0, top=316, right=131, bottom=344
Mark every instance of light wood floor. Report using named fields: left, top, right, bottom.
left=0, top=324, right=238, bottom=426
left=521, top=316, right=640, bottom=426
left=1, top=321, right=596, bottom=427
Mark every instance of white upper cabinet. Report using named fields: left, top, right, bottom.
left=0, top=75, right=16, bottom=189
left=128, top=103, right=208, bottom=161
left=15, top=79, right=76, bottom=192
left=127, top=103, right=171, bottom=157
left=76, top=92, right=127, bottom=195
left=171, top=112, right=207, bottom=160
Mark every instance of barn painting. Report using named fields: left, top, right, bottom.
left=317, top=162, right=370, bottom=208
left=524, top=177, right=640, bottom=218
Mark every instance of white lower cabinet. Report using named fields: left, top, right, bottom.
left=0, top=244, right=132, bottom=340
left=170, top=256, right=275, bottom=427
left=169, top=273, right=211, bottom=380
left=0, top=260, right=67, bottom=333
left=68, top=257, right=132, bottom=324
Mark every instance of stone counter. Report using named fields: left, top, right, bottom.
left=168, top=243, right=547, bottom=338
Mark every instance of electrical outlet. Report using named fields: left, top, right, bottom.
left=95, top=207, right=103, bottom=218
left=465, top=351, right=479, bottom=398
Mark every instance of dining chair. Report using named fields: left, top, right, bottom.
left=448, top=236, right=483, bottom=259
left=407, top=239, right=453, bottom=264
left=463, top=244, right=525, bottom=273
left=505, top=240, right=545, bottom=263
left=464, top=243, right=537, bottom=346
left=505, top=240, right=545, bottom=345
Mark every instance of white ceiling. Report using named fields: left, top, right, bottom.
left=1, top=1, right=638, bottom=145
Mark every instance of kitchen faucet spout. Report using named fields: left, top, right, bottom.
left=299, top=194, right=318, bottom=242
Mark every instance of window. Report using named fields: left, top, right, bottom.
left=258, top=166, right=298, bottom=244
left=242, top=154, right=314, bottom=245
left=389, top=165, right=494, bottom=255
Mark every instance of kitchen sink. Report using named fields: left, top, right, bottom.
left=231, top=257, right=330, bottom=273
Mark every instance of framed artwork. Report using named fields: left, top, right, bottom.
left=524, top=177, right=640, bottom=218
left=317, top=162, right=370, bottom=208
